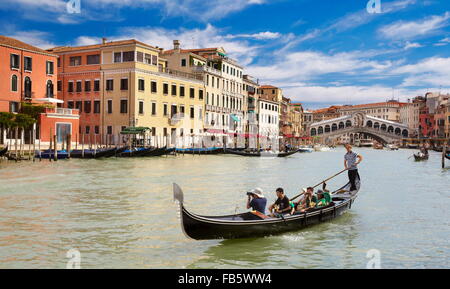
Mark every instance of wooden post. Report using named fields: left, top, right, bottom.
left=81, top=133, right=85, bottom=158
left=443, top=145, right=447, bottom=169
left=67, top=134, right=72, bottom=159
left=75, top=133, right=78, bottom=150
left=28, top=131, right=32, bottom=160
left=14, top=127, right=18, bottom=161
left=53, top=134, right=58, bottom=161
left=49, top=128, right=53, bottom=150
left=32, top=126, right=36, bottom=162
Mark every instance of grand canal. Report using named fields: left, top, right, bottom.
left=0, top=147, right=449, bottom=269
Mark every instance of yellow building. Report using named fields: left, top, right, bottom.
left=50, top=39, right=205, bottom=147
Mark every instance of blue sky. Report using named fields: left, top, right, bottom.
left=1, top=0, right=449, bottom=109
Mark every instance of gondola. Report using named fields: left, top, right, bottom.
left=413, top=153, right=429, bottom=161
left=297, top=147, right=314, bottom=153
left=36, top=149, right=70, bottom=159
left=0, top=146, right=8, bottom=157
left=147, top=146, right=174, bottom=157
left=445, top=153, right=450, bottom=160
left=118, top=147, right=157, bottom=157
left=70, top=147, right=118, bottom=159
left=225, top=148, right=299, bottom=158
left=176, top=147, right=224, bottom=155
left=173, top=176, right=361, bottom=240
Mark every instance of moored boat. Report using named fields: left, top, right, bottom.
left=176, top=147, right=224, bottom=155
left=36, top=149, right=70, bottom=159
left=413, top=153, right=428, bottom=161
left=298, top=146, right=314, bottom=153
left=173, top=176, right=361, bottom=240
left=0, top=146, right=8, bottom=157
left=70, top=147, right=117, bottom=159
left=224, top=148, right=298, bottom=157
left=386, top=144, right=399, bottom=150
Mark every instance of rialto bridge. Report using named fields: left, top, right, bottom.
left=309, top=112, right=411, bottom=144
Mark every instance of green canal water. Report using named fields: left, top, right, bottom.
left=0, top=147, right=449, bottom=269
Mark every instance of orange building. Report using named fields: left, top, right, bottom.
left=0, top=35, right=79, bottom=145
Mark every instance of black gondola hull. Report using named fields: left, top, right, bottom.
left=0, top=146, right=7, bottom=157
left=224, top=148, right=299, bottom=157
left=180, top=200, right=352, bottom=240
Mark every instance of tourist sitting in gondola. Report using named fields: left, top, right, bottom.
left=315, top=183, right=332, bottom=208
left=268, top=188, right=291, bottom=217
left=246, top=188, right=267, bottom=216
left=292, top=187, right=317, bottom=214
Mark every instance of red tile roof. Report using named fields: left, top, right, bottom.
left=0, top=35, right=57, bottom=56
left=47, top=39, right=159, bottom=53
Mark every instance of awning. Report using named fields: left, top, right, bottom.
left=120, top=127, right=151, bottom=135
left=230, top=115, right=240, bottom=122
left=34, top=98, right=64, bottom=104
left=206, top=129, right=224, bottom=134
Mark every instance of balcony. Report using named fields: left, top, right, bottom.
left=158, top=67, right=203, bottom=81
left=44, top=107, right=80, bottom=116
left=192, top=65, right=222, bottom=76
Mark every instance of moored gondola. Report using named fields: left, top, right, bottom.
left=173, top=177, right=360, bottom=240
left=0, top=146, right=8, bottom=157
left=176, top=147, right=224, bottom=155
left=225, top=148, right=299, bottom=158
left=445, top=152, right=450, bottom=160
left=118, top=147, right=156, bottom=157
left=70, top=147, right=117, bottom=159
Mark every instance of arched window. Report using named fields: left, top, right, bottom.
left=24, top=76, right=32, bottom=98
left=11, top=75, right=18, bottom=92
left=381, top=124, right=387, bottom=131
left=311, top=128, right=317, bottom=136
left=318, top=126, right=324, bottom=134
left=345, top=120, right=352, bottom=127
left=388, top=126, right=394, bottom=133
left=366, top=120, right=373, bottom=128
left=374, top=122, right=380, bottom=130
left=332, top=123, right=338, bottom=131
left=402, top=130, right=408, bottom=137
left=325, top=125, right=331, bottom=133
left=395, top=128, right=401, bottom=135
left=339, top=122, right=345, bottom=129
left=47, top=80, right=54, bottom=98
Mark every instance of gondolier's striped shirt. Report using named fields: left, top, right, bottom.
left=345, top=151, right=359, bottom=170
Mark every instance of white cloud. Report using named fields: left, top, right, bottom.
left=225, top=31, right=281, bottom=40
left=403, top=41, right=423, bottom=50
left=434, top=37, right=450, bottom=46
left=379, top=12, right=450, bottom=40
left=6, top=31, right=56, bottom=49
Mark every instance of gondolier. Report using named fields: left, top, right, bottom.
left=344, top=144, right=362, bottom=191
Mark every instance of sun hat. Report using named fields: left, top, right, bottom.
left=248, top=188, right=265, bottom=198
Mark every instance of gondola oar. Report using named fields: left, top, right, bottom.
left=290, top=168, right=348, bottom=202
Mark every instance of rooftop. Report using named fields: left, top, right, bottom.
left=0, top=35, right=57, bottom=56
left=47, top=39, right=159, bottom=53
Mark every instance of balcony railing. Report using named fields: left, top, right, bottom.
left=158, top=67, right=203, bottom=81
left=192, top=65, right=222, bottom=76
left=45, top=107, right=80, bottom=116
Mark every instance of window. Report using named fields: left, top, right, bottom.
left=87, top=54, right=100, bottom=65
left=46, top=61, right=54, bottom=75
left=171, top=104, right=177, bottom=117
left=180, top=86, right=185, bottom=97
left=190, top=107, right=195, bottom=119
left=24, top=56, right=32, bottom=71
left=94, top=80, right=100, bottom=91
left=139, top=100, right=144, bottom=114
left=152, top=102, right=156, bottom=115
left=85, top=126, right=90, bottom=134
left=163, top=83, right=169, bottom=95
left=9, top=101, right=19, bottom=113
left=75, top=101, right=82, bottom=112
left=120, top=78, right=128, bottom=90
left=137, top=52, right=144, bottom=62
left=57, top=80, right=62, bottom=92
left=138, top=79, right=145, bottom=91
left=181, top=59, right=187, bottom=67
left=46, top=80, right=54, bottom=98
left=171, top=84, right=177, bottom=96
left=84, top=101, right=91, bottom=113
left=122, top=51, right=134, bottom=62
left=68, top=81, right=74, bottom=93
left=107, top=126, right=113, bottom=135
left=199, top=90, right=203, bottom=100
left=69, top=56, right=81, bottom=66
left=94, top=126, right=99, bottom=135
left=163, top=103, right=168, bottom=116
left=151, top=81, right=157, bottom=93
left=114, top=52, right=122, bottom=63
left=85, top=80, right=91, bottom=92
left=94, top=101, right=100, bottom=113
left=190, top=88, right=195, bottom=99
left=107, top=100, right=112, bottom=114
left=152, top=55, right=157, bottom=65
left=106, top=79, right=114, bottom=91
left=120, top=99, right=128, bottom=113
left=11, top=75, right=18, bottom=92
left=10, top=54, right=19, bottom=69
left=67, top=101, right=74, bottom=109
left=144, top=53, right=152, bottom=64
left=76, top=81, right=82, bottom=92
left=24, top=77, right=32, bottom=98
left=180, top=105, right=185, bottom=115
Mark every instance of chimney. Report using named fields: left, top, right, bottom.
left=173, top=40, right=180, bottom=51
left=102, top=37, right=107, bottom=44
